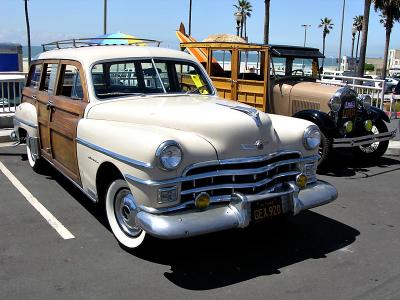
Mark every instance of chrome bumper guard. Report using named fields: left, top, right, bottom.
left=332, top=130, right=396, bottom=148
left=135, top=180, right=338, bottom=239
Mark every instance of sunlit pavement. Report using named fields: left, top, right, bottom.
left=1, top=145, right=400, bottom=299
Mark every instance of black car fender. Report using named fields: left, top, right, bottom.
left=293, top=109, right=336, bottom=135
left=368, top=106, right=390, bottom=123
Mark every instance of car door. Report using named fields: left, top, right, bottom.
left=48, top=60, right=88, bottom=185
left=36, top=61, right=59, bottom=162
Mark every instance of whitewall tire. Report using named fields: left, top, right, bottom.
left=105, top=179, right=146, bottom=249
left=26, top=136, right=43, bottom=172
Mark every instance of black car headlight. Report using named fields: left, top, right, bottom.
left=155, top=141, right=183, bottom=170
left=329, top=95, right=341, bottom=112
left=303, top=125, right=321, bottom=150
left=359, top=94, right=372, bottom=110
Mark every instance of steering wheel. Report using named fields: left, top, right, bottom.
left=291, top=69, right=305, bottom=76
left=178, top=82, right=193, bottom=92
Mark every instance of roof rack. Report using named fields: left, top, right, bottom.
left=41, top=37, right=162, bottom=52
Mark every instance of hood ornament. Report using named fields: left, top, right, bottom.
left=241, top=139, right=264, bottom=150
left=216, top=103, right=262, bottom=127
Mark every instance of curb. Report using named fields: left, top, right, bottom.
left=0, top=129, right=13, bottom=143
left=386, top=140, right=400, bottom=157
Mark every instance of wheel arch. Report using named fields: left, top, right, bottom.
left=95, top=161, right=124, bottom=204
left=368, top=106, right=390, bottom=123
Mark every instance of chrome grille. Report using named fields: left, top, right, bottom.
left=180, top=152, right=302, bottom=203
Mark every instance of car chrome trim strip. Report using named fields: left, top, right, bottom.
left=332, top=130, right=396, bottom=148
left=76, top=137, right=153, bottom=169
left=13, top=116, right=38, bottom=129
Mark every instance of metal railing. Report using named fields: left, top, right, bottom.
left=0, top=72, right=27, bottom=113
left=319, top=74, right=387, bottom=108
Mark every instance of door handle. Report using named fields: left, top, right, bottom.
left=46, top=100, right=54, bottom=110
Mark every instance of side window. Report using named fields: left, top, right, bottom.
left=237, top=51, right=263, bottom=81
left=28, top=64, right=42, bottom=89
left=210, top=50, right=232, bottom=78
left=58, top=64, right=84, bottom=100
left=41, top=63, right=58, bottom=94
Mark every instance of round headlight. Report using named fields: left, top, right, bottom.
left=303, top=125, right=321, bottom=150
left=360, top=95, right=372, bottom=110
left=156, top=141, right=183, bottom=170
left=329, top=96, right=341, bottom=112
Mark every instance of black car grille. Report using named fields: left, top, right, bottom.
left=180, top=152, right=302, bottom=203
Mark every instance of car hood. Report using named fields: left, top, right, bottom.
left=86, top=95, right=281, bottom=159
left=290, top=81, right=338, bottom=112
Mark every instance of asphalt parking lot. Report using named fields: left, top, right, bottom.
left=1, top=144, right=400, bottom=299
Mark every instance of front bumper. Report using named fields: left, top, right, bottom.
left=135, top=180, right=337, bottom=239
left=332, top=130, right=396, bottom=148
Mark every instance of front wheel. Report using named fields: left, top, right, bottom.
left=354, top=119, right=389, bottom=159
left=317, top=132, right=332, bottom=170
left=105, top=179, right=146, bottom=249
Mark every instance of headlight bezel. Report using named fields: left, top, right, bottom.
left=303, top=125, right=321, bottom=150
left=359, top=94, right=372, bottom=110
left=329, top=95, right=342, bottom=112
left=155, top=140, right=183, bottom=171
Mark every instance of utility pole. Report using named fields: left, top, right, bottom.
left=103, top=0, right=107, bottom=34
left=264, top=0, right=270, bottom=44
left=301, top=24, right=311, bottom=47
left=337, top=0, right=346, bottom=71
left=24, top=0, right=31, bottom=66
left=188, top=0, right=193, bottom=36
left=301, top=25, right=311, bottom=68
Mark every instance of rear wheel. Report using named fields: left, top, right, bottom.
left=26, top=136, right=43, bottom=172
left=355, top=119, right=389, bottom=159
left=105, top=179, right=146, bottom=249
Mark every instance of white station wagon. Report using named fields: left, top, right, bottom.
left=13, top=40, right=337, bottom=248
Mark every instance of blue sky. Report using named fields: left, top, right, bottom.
left=0, top=0, right=398, bottom=58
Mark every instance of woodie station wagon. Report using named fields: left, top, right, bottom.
left=12, top=38, right=337, bottom=248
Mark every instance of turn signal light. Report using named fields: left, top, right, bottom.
left=344, top=121, right=353, bottom=133
left=364, top=120, right=373, bottom=132
left=195, top=193, right=210, bottom=210
left=296, top=174, right=308, bottom=189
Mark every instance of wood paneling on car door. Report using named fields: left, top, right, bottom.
left=49, top=60, right=88, bottom=185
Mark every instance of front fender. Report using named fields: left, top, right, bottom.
left=368, top=106, right=390, bottom=123
left=293, top=109, right=336, bottom=135
left=76, top=119, right=217, bottom=208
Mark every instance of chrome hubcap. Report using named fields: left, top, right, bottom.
left=114, top=190, right=142, bottom=237
left=359, top=125, right=379, bottom=153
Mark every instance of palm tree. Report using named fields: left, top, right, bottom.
left=24, top=0, right=31, bottom=66
left=357, top=0, right=371, bottom=78
left=234, top=0, right=252, bottom=40
left=374, top=0, right=400, bottom=78
left=351, top=26, right=356, bottom=58
left=264, top=0, right=270, bottom=44
left=353, top=15, right=363, bottom=61
left=318, top=17, right=334, bottom=68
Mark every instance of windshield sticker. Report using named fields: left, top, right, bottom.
left=191, top=75, right=209, bottom=94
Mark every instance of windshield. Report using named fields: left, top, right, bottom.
left=270, top=57, right=320, bottom=79
left=91, top=59, right=213, bottom=99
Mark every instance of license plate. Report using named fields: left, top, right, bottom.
left=344, top=101, right=356, bottom=108
left=251, top=198, right=283, bottom=221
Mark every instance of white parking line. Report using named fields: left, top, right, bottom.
left=0, top=161, right=75, bottom=240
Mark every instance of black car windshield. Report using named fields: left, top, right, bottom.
left=91, top=59, right=213, bottom=99
left=271, top=57, right=320, bottom=79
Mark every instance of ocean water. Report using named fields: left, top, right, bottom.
left=22, top=46, right=338, bottom=69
